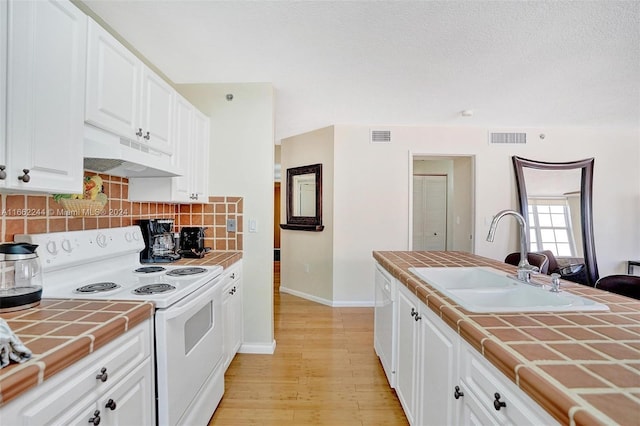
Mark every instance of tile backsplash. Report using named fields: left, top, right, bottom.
left=0, top=172, right=243, bottom=251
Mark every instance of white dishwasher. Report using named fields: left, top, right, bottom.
left=374, top=262, right=397, bottom=388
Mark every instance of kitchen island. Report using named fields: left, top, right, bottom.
left=374, top=250, right=640, bottom=426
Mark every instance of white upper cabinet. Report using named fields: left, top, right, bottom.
left=85, top=18, right=140, bottom=141
left=1, top=0, right=7, bottom=175
left=172, top=94, right=193, bottom=201
left=128, top=94, right=210, bottom=203
left=4, top=0, right=86, bottom=193
left=139, top=66, right=174, bottom=154
left=85, top=18, right=174, bottom=155
left=190, top=108, right=210, bottom=202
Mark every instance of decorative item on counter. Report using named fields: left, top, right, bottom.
left=0, top=242, right=42, bottom=313
left=179, top=227, right=210, bottom=258
left=0, top=318, right=32, bottom=368
left=53, top=175, right=107, bottom=216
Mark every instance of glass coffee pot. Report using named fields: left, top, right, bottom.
left=0, top=242, right=43, bottom=312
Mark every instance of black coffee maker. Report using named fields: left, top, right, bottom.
left=179, top=227, right=208, bottom=258
left=139, top=219, right=181, bottom=263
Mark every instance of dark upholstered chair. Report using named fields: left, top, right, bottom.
left=504, top=252, right=549, bottom=275
left=540, top=250, right=559, bottom=273
left=539, top=250, right=589, bottom=285
left=595, top=275, right=640, bottom=300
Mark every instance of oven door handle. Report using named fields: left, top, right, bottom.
left=160, top=279, right=220, bottom=320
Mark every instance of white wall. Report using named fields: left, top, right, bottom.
left=280, top=127, right=335, bottom=304
left=177, top=83, right=275, bottom=351
left=332, top=125, right=639, bottom=304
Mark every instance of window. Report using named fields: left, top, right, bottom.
left=527, top=198, right=576, bottom=256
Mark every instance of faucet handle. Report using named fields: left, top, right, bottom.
left=550, top=273, right=561, bottom=292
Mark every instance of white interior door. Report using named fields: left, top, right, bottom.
left=413, top=175, right=447, bottom=250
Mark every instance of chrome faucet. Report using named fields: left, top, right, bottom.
left=486, top=209, right=539, bottom=284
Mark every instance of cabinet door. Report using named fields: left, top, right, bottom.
left=374, top=263, right=396, bottom=387
left=85, top=18, right=141, bottom=141
left=172, top=94, right=193, bottom=202
left=396, top=286, right=418, bottom=425
left=230, top=273, right=244, bottom=355
left=100, top=358, right=155, bottom=426
left=190, top=109, right=210, bottom=202
left=223, top=264, right=243, bottom=370
left=6, top=0, right=86, bottom=193
left=0, top=0, right=6, bottom=177
left=140, top=66, right=174, bottom=154
left=418, top=307, right=459, bottom=426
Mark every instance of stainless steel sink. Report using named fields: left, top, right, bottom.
left=408, top=267, right=609, bottom=313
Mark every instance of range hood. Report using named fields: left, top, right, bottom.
left=83, top=124, right=183, bottom=178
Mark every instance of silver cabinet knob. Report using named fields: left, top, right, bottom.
left=0, top=165, right=6, bottom=180
left=493, top=393, right=506, bottom=410
left=88, top=410, right=101, bottom=425
left=18, top=169, right=30, bottom=183
left=105, top=399, right=117, bottom=411
left=96, top=367, right=108, bottom=382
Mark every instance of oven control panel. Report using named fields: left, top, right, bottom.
left=15, top=226, right=145, bottom=272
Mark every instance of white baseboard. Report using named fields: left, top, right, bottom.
left=239, top=339, right=276, bottom=355
left=279, top=286, right=374, bottom=307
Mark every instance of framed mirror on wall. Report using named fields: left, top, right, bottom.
left=280, top=163, right=324, bottom=231
left=512, top=156, right=598, bottom=286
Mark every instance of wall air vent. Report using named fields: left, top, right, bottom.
left=489, top=132, right=527, bottom=144
left=370, top=129, right=392, bottom=143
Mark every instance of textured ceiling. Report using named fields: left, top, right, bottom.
left=81, top=0, right=640, bottom=142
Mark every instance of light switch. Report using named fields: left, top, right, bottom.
left=249, top=219, right=257, bottom=233
left=226, top=219, right=236, bottom=232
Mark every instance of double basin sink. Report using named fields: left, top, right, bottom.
left=408, top=267, right=609, bottom=313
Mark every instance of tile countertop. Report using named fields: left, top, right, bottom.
left=174, top=250, right=242, bottom=269
left=0, top=251, right=242, bottom=407
left=0, top=299, right=153, bottom=406
left=373, top=251, right=640, bottom=426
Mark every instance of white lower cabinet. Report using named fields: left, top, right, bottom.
left=396, top=284, right=458, bottom=426
left=373, top=263, right=397, bottom=387
left=0, top=319, right=155, bottom=425
left=417, top=296, right=459, bottom=425
left=381, top=272, right=559, bottom=426
left=222, top=260, right=244, bottom=370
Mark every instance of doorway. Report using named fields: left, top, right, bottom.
left=411, top=156, right=475, bottom=253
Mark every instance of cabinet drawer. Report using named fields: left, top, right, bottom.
left=222, top=263, right=241, bottom=299
left=223, top=263, right=241, bottom=285
left=87, top=317, right=152, bottom=390
left=0, top=320, right=152, bottom=425
left=460, top=341, right=557, bottom=425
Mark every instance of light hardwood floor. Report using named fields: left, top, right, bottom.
left=208, top=261, right=408, bottom=425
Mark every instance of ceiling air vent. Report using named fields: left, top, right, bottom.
left=370, top=129, right=392, bottom=143
left=489, top=132, right=527, bottom=144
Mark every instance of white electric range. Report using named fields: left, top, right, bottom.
left=16, top=226, right=225, bottom=426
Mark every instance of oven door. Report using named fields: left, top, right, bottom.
left=154, top=278, right=223, bottom=426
